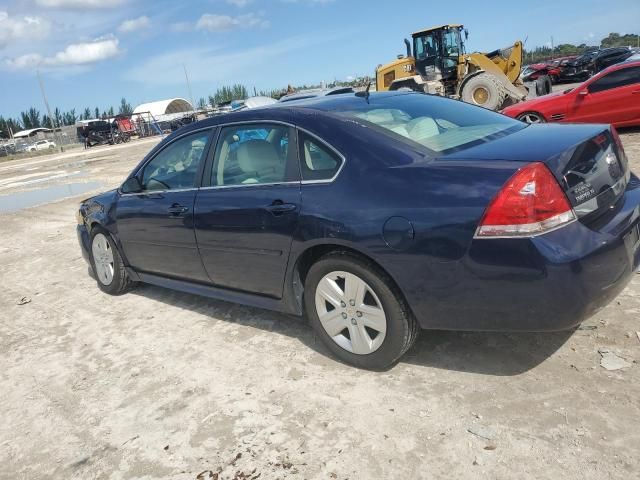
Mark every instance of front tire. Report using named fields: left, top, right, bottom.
left=461, top=73, right=507, bottom=110
left=90, top=228, right=133, bottom=295
left=304, top=252, right=418, bottom=369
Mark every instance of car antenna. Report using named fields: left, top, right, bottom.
left=355, top=82, right=371, bottom=102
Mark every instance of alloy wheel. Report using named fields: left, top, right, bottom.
left=92, top=233, right=115, bottom=286
left=314, top=271, right=387, bottom=355
left=518, top=112, right=545, bottom=124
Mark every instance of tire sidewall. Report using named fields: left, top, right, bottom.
left=89, top=228, right=124, bottom=294
left=304, top=254, right=412, bottom=370
left=462, top=75, right=503, bottom=110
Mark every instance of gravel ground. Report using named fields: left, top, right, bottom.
left=0, top=127, right=639, bottom=480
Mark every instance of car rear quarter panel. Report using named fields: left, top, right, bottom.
left=290, top=132, right=523, bottom=327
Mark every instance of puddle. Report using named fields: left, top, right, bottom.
left=0, top=181, right=102, bottom=214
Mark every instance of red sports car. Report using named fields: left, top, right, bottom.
left=504, top=60, right=640, bottom=127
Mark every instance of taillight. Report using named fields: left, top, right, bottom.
left=475, top=162, right=576, bottom=238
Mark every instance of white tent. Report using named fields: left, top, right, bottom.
left=14, top=127, right=53, bottom=138
left=132, top=98, right=193, bottom=118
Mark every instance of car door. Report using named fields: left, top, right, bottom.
left=194, top=123, right=301, bottom=298
left=569, top=66, right=640, bottom=125
left=116, top=128, right=214, bottom=282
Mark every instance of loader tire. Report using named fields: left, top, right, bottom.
left=536, top=75, right=552, bottom=96
left=461, top=73, right=507, bottom=111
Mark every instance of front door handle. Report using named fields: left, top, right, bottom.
left=168, top=203, right=189, bottom=216
left=267, top=201, right=297, bottom=215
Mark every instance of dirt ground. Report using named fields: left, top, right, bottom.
left=1, top=126, right=639, bottom=480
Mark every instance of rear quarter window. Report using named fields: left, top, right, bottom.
left=298, top=132, right=343, bottom=181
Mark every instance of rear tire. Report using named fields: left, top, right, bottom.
left=90, top=228, right=133, bottom=295
left=535, top=75, right=552, bottom=96
left=304, top=252, right=418, bottom=370
left=461, top=73, right=507, bottom=111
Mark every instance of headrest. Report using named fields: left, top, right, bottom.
left=237, top=140, right=280, bottom=174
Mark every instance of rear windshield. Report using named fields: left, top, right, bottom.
left=332, top=93, right=524, bottom=154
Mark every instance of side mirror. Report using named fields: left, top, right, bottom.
left=121, top=176, right=142, bottom=194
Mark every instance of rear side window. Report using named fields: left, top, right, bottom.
left=298, top=132, right=343, bottom=181
left=589, top=67, right=640, bottom=93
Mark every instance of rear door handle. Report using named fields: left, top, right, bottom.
left=267, top=201, right=297, bottom=215
left=168, top=204, right=189, bottom=216
left=632, top=90, right=640, bottom=95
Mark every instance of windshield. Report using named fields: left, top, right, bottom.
left=332, top=94, right=524, bottom=154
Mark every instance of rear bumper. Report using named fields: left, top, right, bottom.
left=411, top=178, right=640, bottom=332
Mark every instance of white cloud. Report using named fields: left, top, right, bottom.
left=5, top=37, right=120, bottom=70
left=227, top=0, right=252, bottom=6
left=0, top=11, right=51, bottom=48
left=5, top=53, right=44, bottom=70
left=196, top=13, right=269, bottom=32
left=118, top=15, right=150, bottom=33
left=35, top=0, right=127, bottom=8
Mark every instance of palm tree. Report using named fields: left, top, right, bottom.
left=119, top=98, right=133, bottom=115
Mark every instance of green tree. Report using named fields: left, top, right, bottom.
left=20, top=108, right=41, bottom=130
left=601, top=32, right=639, bottom=48
left=197, top=97, right=207, bottom=110
left=53, top=107, right=63, bottom=127
left=118, top=98, right=133, bottom=115
left=210, top=84, right=249, bottom=105
left=83, top=107, right=91, bottom=120
left=63, top=109, right=77, bottom=126
left=107, top=106, right=114, bottom=117
left=94, top=107, right=100, bottom=119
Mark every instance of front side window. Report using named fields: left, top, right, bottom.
left=589, top=67, right=640, bottom=94
left=141, top=130, right=210, bottom=191
left=212, top=124, right=293, bottom=186
left=298, top=132, right=342, bottom=181
left=414, top=33, right=437, bottom=61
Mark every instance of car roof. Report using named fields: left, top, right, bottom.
left=279, top=86, right=355, bottom=103
left=167, top=91, right=417, bottom=137
left=603, top=59, right=640, bottom=72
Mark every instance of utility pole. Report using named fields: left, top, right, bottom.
left=37, top=70, right=64, bottom=152
left=183, top=64, right=196, bottom=113
left=550, top=36, right=554, bottom=57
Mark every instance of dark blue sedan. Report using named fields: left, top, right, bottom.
left=77, top=92, right=640, bottom=369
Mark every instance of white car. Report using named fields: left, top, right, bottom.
left=28, top=140, right=56, bottom=151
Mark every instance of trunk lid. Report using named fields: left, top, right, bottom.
left=445, top=123, right=630, bottom=227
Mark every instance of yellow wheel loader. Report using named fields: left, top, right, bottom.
left=376, top=24, right=541, bottom=111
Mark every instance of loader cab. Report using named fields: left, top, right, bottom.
left=412, top=25, right=465, bottom=82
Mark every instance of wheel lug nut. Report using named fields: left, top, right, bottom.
left=351, top=318, right=357, bottom=325
left=340, top=301, right=346, bottom=308
left=349, top=299, right=355, bottom=306
left=341, top=312, right=348, bottom=319
left=356, top=311, right=362, bottom=317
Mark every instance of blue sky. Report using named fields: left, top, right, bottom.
left=1, top=0, right=639, bottom=118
